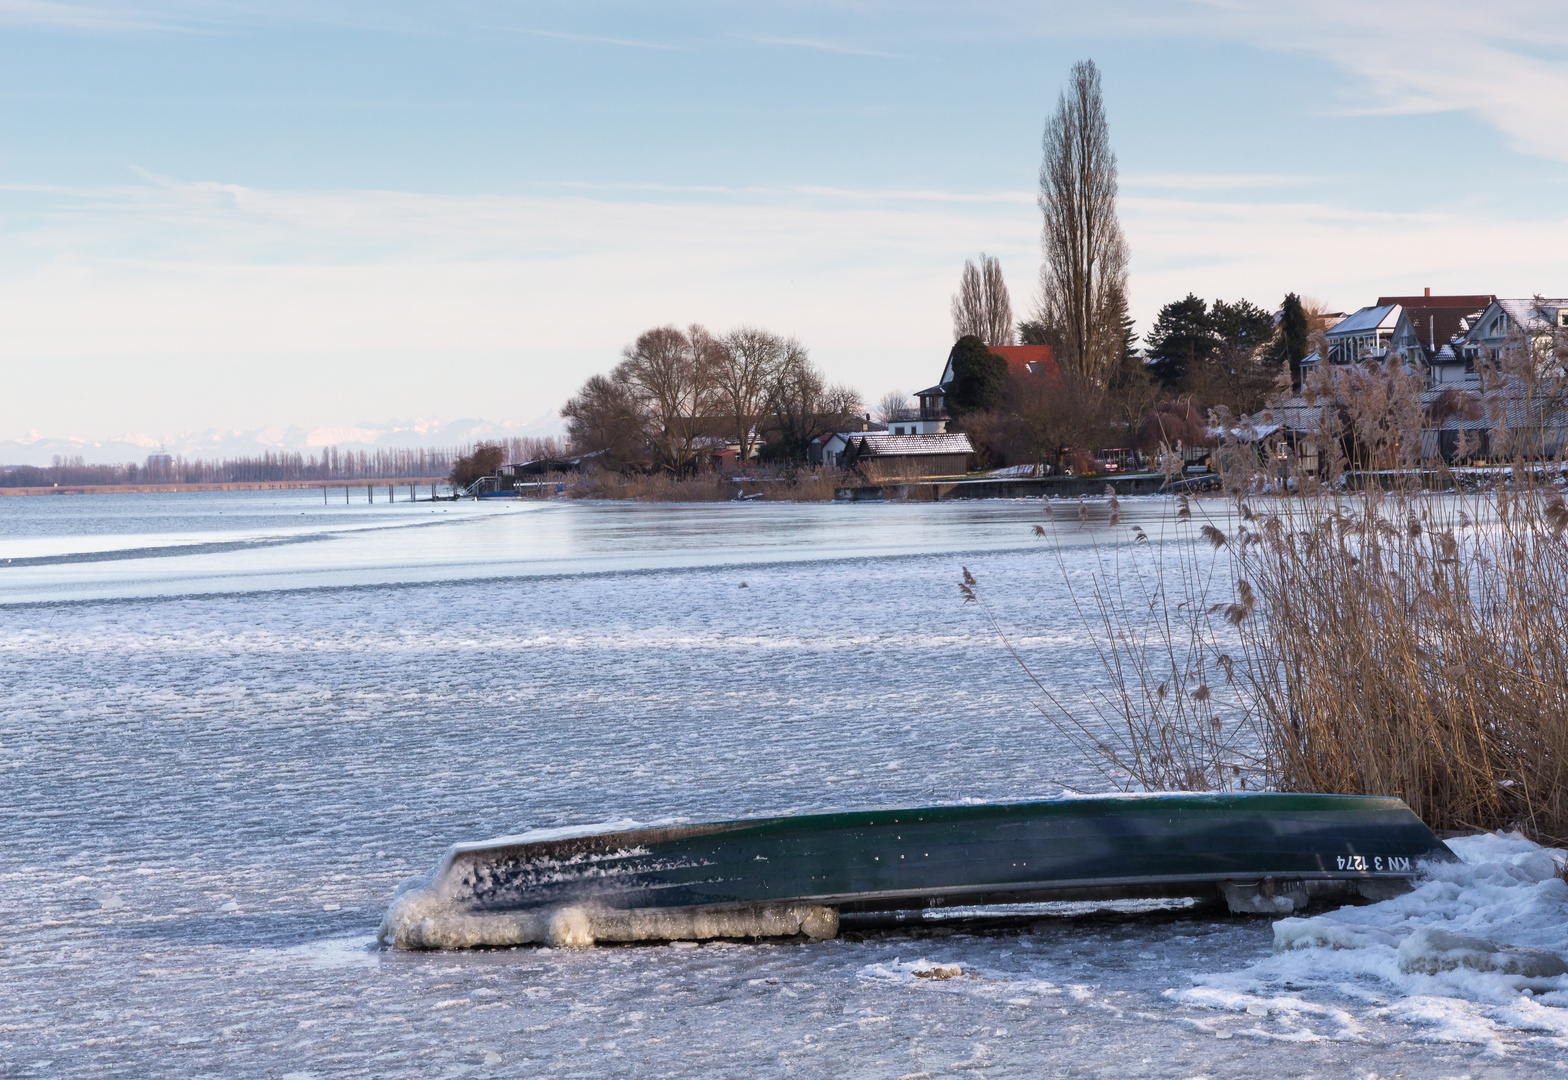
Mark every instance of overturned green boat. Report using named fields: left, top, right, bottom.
left=380, top=792, right=1455, bottom=949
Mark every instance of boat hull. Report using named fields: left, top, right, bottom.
left=380, top=793, right=1455, bottom=949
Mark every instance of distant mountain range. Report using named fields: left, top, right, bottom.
left=0, top=414, right=565, bottom=467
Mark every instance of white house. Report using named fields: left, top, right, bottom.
left=1309, top=292, right=1504, bottom=388
left=1462, top=298, right=1568, bottom=372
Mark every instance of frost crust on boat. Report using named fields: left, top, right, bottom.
left=377, top=832, right=838, bottom=949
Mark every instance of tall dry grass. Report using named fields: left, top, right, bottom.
left=965, top=490, right=1267, bottom=795
left=1233, top=482, right=1568, bottom=838
left=578, top=470, right=735, bottom=501
left=973, top=331, right=1568, bottom=839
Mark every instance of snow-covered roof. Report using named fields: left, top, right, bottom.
left=1326, top=304, right=1401, bottom=337
left=849, top=432, right=974, bottom=457
left=1210, top=422, right=1283, bottom=442
left=820, top=430, right=871, bottom=445
left=1493, top=298, right=1568, bottom=333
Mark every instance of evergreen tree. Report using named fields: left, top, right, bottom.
left=1209, top=299, right=1275, bottom=361
left=1144, top=294, right=1214, bottom=388
left=1270, top=293, right=1311, bottom=389
left=1199, top=298, right=1278, bottom=413
left=1112, top=287, right=1140, bottom=369
left=1103, top=286, right=1143, bottom=391
left=1018, top=318, right=1060, bottom=349
left=946, top=335, right=1010, bottom=415
left=1103, top=287, right=1156, bottom=431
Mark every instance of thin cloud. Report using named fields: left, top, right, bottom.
left=0, top=0, right=202, bottom=31
left=1122, top=173, right=1328, bottom=191
left=547, top=180, right=1031, bottom=204
left=7, top=174, right=1568, bottom=438
left=1184, top=0, right=1568, bottom=165
left=506, top=26, right=677, bottom=51
left=744, top=35, right=894, bottom=58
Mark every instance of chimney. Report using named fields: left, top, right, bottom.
left=1424, top=287, right=1431, bottom=297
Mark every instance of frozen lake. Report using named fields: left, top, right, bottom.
left=2, top=490, right=1565, bottom=1077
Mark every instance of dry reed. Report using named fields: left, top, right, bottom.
left=1233, top=481, right=1568, bottom=838
left=973, top=331, right=1568, bottom=839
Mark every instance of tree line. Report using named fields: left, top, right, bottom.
left=0, top=442, right=562, bottom=488
left=561, top=325, right=861, bottom=472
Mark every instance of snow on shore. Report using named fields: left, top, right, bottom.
left=1171, top=832, right=1568, bottom=1049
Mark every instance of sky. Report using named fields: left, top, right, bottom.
left=3, top=0, right=1567, bottom=455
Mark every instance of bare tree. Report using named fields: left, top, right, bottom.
left=714, top=326, right=785, bottom=466
left=952, top=260, right=984, bottom=340
left=561, top=372, right=648, bottom=468
left=875, top=389, right=913, bottom=424
left=981, top=256, right=1014, bottom=347
left=613, top=325, right=722, bottom=474
left=1036, top=59, right=1129, bottom=384
left=951, top=254, right=1015, bottom=346
left=763, top=342, right=862, bottom=463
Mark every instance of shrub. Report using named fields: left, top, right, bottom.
left=449, top=443, right=506, bottom=490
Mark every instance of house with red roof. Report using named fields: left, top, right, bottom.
left=899, top=344, right=1060, bottom=436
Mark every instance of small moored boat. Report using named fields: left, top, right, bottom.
left=379, top=792, right=1454, bottom=950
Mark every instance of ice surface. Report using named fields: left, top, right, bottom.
left=5, top=490, right=1567, bottom=1077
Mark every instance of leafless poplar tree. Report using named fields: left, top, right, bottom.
left=951, top=254, right=1015, bottom=346
left=1036, top=59, right=1129, bottom=384
left=714, top=326, right=785, bottom=466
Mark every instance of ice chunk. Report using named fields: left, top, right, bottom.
left=1397, top=926, right=1568, bottom=978
left=1175, top=831, right=1568, bottom=1045
left=453, top=819, right=647, bottom=851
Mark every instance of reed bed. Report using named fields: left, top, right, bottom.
left=1235, top=481, right=1568, bottom=838
left=973, top=480, right=1568, bottom=839
left=972, top=348, right=1568, bottom=839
